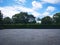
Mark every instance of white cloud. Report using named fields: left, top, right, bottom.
left=42, top=11, right=53, bottom=18
left=14, top=0, right=26, bottom=4
left=42, top=6, right=56, bottom=17
left=32, top=1, right=42, bottom=10
left=15, top=6, right=34, bottom=12
left=18, top=0, right=26, bottom=3
left=0, top=5, right=55, bottom=18
left=32, top=11, right=41, bottom=17
left=42, top=12, right=50, bottom=16
left=0, top=1, right=56, bottom=19
left=14, top=6, right=41, bottom=17
left=46, top=6, right=56, bottom=12
left=0, top=5, right=41, bottom=18
left=41, top=0, right=60, bottom=4
left=0, top=6, right=19, bottom=18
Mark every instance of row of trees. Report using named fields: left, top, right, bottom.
left=0, top=10, right=60, bottom=25
left=0, top=11, right=36, bottom=24
left=41, top=13, right=60, bottom=24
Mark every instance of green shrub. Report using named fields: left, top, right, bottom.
left=1, top=24, right=60, bottom=29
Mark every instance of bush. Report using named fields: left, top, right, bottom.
left=0, top=24, right=60, bottom=29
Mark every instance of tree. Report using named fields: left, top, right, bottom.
left=28, top=15, right=36, bottom=23
left=0, top=10, right=3, bottom=24
left=36, top=18, right=41, bottom=24
left=37, top=18, right=41, bottom=21
left=41, top=16, right=53, bottom=24
left=12, top=12, right=28, bottom=23
left=3, top=17, right=12, bottom=24
left=53, top=12, right=60, bottom=24
left=12, top=12, right=36, bottom=24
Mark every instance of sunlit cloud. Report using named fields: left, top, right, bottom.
left=32, top=1, right=42, bottom=10
left=0, top=0, right=59, bottom=18
left=46, top=6, right=56, bottom=12
left=41, top=0, right=60, bottom=4
left=0, top=5, right=41, bottom=18
left=14, top=0, right=26, bottom=5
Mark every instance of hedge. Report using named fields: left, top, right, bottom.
left=0, top=24, right=60, bottom=29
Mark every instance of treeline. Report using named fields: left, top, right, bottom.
left=0, top=11, right=36, bottom=24
left=0, top=10, right=60, bottom=29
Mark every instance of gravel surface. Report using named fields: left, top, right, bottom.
left=0, top=29, right=60, bottom=45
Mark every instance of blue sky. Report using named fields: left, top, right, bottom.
left=0, top=0, right=60, bottom=18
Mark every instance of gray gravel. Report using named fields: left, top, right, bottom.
left=0, top=29, right=60, bottom=45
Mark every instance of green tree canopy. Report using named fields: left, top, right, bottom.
left=41, top=16, right=53, bottom=24
left=12, top=12, right=36, bottom=24
left=53, top=12, right=60, bottom=24
left=0, top=10, right=3, bottom=24
left=3, top=17, right=12, bottom=24
left=28, top=14, right=36, bottom=23
left=37, top=18, right=41, bottom=21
